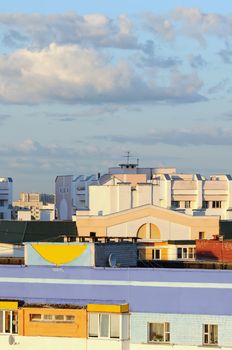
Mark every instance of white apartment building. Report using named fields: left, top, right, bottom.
left=0, top=177, right=13, bottom=220
left=87, top=166, right=232, bottom=220
left=55, top=175, right=98, bottom=220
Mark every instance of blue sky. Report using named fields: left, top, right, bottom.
left=0, top=1, right=232, bottom=197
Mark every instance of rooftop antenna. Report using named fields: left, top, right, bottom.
left=118, top=151, right=139, bottom=169
left=124, top=151, right=131, bottom=165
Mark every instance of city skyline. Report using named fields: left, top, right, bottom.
left=0, top=0, right=232, bottom=195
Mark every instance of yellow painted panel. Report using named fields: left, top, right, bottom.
left=31, top=244, right=87, bottom=266
left=137, top=224, right=147, bottom=239
left=161, top=248, right=168, bottom=261
left=20, top=308, right=87, bottom=338
left=87, top=304, right=129, bottom=313
left=0, top=301, right=18, bottom=309
left=150, top=223, right=160, bottom=239
left=154, top=241, right=168, bottom=247
left=144, top=248, right=153, bottom=260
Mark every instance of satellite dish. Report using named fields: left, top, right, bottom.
left=109, top=253, right=117, bottom=267
left=8, top=335, right=15, bottom=346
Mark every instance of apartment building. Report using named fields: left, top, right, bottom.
left=87, top=166, right=232, bottom=219
left=0, top=177, right=12, bottom=220
left=55, top=175, right=98, bottom=220
left=0, top=265, right=232, bottom=349
left=13, top=192, right=55, bottom=221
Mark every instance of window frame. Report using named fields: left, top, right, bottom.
left=88, top=313, right=121, bottom=340
left=152, top=249, right=161, bottom=260
left=185, top=201, right=191, bottom=209
left=148, top=322, right=170, bottom=343
left=171, top=201, right=180, bottom=208
left=29, top=313, right=75, bottom=323
left=203, top=324, right=218, bottom=346
left=202, top=201, right=209, bottom=209
left=0, top=310, right=18, bottom=334
left=176, top=247, right=195, bottom=260
left=212, top=201, right=222, bottom=209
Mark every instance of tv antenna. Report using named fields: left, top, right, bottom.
left=124, top=151, right=131, bottom=165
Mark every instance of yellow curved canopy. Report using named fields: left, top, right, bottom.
left=31, top=244, right=87, bottom=266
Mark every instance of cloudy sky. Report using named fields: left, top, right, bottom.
left=1, top=0, right=232, bottom=197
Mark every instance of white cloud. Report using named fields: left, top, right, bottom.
left=172, top=7, right=226, bottom=46
left=0, top=12, right=139, bottom=50
left=144, top=8, right=232, bottom=46
left=144, top=13, right=175, bottom=41
left=0, top=43, right=205, bottom=104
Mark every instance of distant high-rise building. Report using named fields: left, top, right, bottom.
left=0, top=177, right=13, bottom=220
left=13, top=192, right=55, bottom=221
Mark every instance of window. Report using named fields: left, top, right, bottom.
left=30, top=313, right=75, bottom=323
left=199, top=232, right=205, bottom=240
left=203, top=324, right=218, bottom=345
left=30, top=314, right=41, bottom=321
left=202, top=201, right=209, bottom=209
left=89, top=313, right=98, bottom=337
left=148, top=322, right=170, bottom=343
left=177, top=247, right=195, bottom=260
left=188, top=248, right=194, bottom=259
left=0, top=200, right=5, bottom=207
left=88, top=313, right=120, bottom=339
left=152, top=249, right=161, bottom=260
left=110, top=314, right=120, bottom=339
left=100, top=314, right=109, bottom=338
left=185, top=201, right=191, bottom=208
left=0, top=311, right=18, bottom=334
left=171, top=201, right=180, bottom=208
left=212, top=201, right=221, bottom=209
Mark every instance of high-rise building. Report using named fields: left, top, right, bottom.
left=0, top=177, right=13, bottom=220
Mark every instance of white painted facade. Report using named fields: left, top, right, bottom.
left=0, top=336, right=130, bottom=350
left=88, top=168, right=232, bottom=220
left=0, top=177, right=12, bottom=220
left=55, top=175, right=98, bottom=220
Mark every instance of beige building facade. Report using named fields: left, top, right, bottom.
left=76, top=204, right=219, bottom=241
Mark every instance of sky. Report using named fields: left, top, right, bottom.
left=0, top=1, right=232, bottom=197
